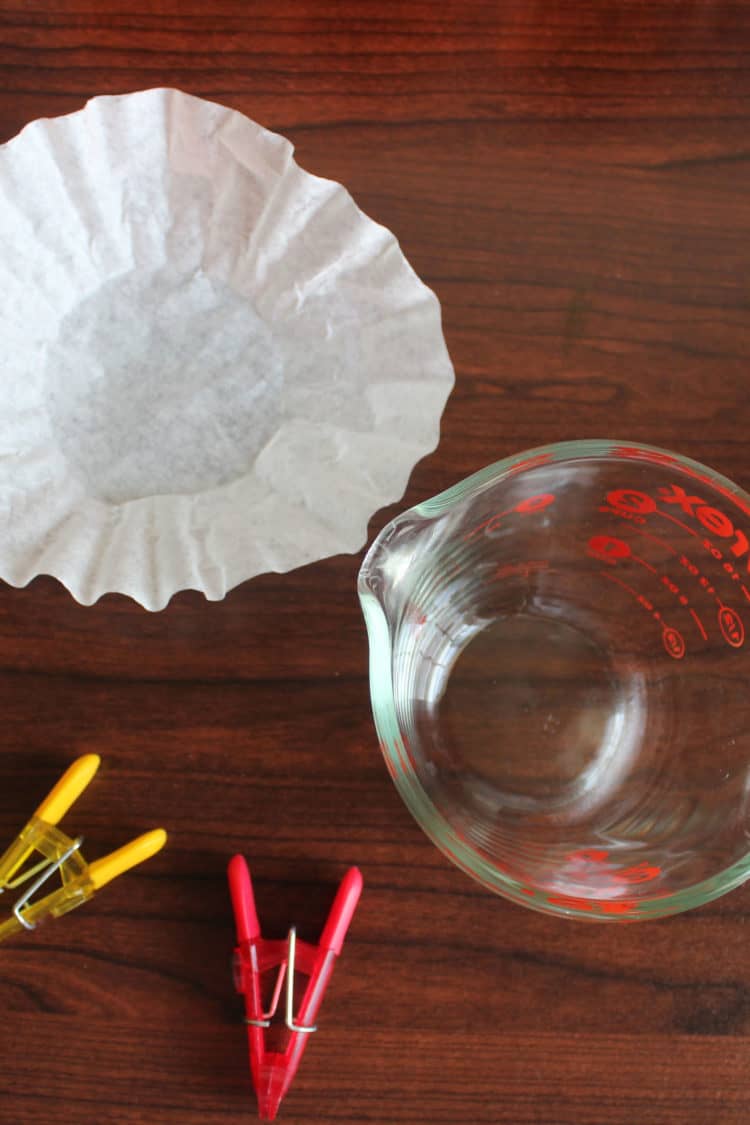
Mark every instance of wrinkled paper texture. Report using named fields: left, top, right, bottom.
left=0, top=88, right=454, bottom=609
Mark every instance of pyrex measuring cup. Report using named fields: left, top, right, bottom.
left=359, top=440, right=750, bottom=921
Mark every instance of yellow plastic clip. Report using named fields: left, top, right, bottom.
left=0, top=755, right=167, bottom=942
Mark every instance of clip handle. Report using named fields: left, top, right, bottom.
left=228, top=854, right=261, bottom=943
left=88, top=829, right=167, bottom=890
left=0, top=829, right=166, bottom=944
left=319, top=867, right=363, bottom=955
left=34, top=754, right=101, bottom=826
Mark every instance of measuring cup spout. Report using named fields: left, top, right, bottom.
left=359, top=504, right=459, bottom=631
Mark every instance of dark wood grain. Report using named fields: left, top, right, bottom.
left=2, top=2, right=750, bottom=1122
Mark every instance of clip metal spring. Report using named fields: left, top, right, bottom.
left=11, top=837, right=84, bottom=930
left=244, top=926, right=317, bottom=1033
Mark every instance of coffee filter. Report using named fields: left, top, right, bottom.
left=0, top=88, right=454, bottom=609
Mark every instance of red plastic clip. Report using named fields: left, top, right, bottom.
left=228, top=855, right=363, bottom=1120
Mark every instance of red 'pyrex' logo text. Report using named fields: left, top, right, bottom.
left=608, top=484, right=750, bottom=569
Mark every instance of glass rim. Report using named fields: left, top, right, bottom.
left=359, top=438, right=750, bottom=922
left=412, top=438, right=750, bottom=520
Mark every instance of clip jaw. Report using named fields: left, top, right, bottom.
left=0, top=755, right=167, bottom=942
left=228, top=855, right=363, bottom=1121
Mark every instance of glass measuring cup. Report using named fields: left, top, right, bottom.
left=359, top=440, right=750, bottom=921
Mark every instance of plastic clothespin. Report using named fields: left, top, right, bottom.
left=228, top=854, right=363, bottom=1121
left=0, top=754, right=167, bottom=942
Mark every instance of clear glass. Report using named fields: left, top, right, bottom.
left=359, top=440, right=750, bottom=921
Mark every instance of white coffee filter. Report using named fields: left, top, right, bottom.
left=0, top=88, right=454, bottom=610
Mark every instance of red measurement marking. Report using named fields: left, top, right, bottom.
left=598, top=900, right=637, bottom=916
left=607, top=489, right=657, bottom=514
left=494, top=560, right=549, bottom=581
left=662, top=627, right=685, bottom=659
left=462, top=506, right=512, bottom=542
left=679, top=558, right=721, bottom=604
left=661, top=574, right=690, bottom=607
left=611, top=446, right=679, bottom=468
left=742, top=585, right=750, bottom=603
left=546, top=895, right=594, bottom=912
left=600, top=571, right=685, bottom=655
left=380, top=744, right=398, bottom=784
left=718, top=606, right=745, bottom=648
left=515, top=494, right=556, bottom=514
left=567, top=849, right=609, bottom=864
left=701, top=538, right=724, bottom=561
left=506, top=452, right=553, bottom=477
left=600, top=505, right=646, bottom=526
left=633, top=555, right=658, bottom=576
left=546, top=893, right=638, bottom=915
left=600, top=569, right=642, bottom=602
left=657, top=509, right=701, bottom=539
left=389, top=735, right=412, bottom=775
left=690, top=607, right=708, bottom=640
left=612, top=862, right=661, bottom=885
left=588, top=534, right=632, bottom=564
left=462, top=493, right=556, bottom=542
left=589, top=531, right=680, bottom=587
left=635, top=526, right=677, bottom=555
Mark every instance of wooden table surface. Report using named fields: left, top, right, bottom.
left=2, top=2, right=750, bottom=1122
